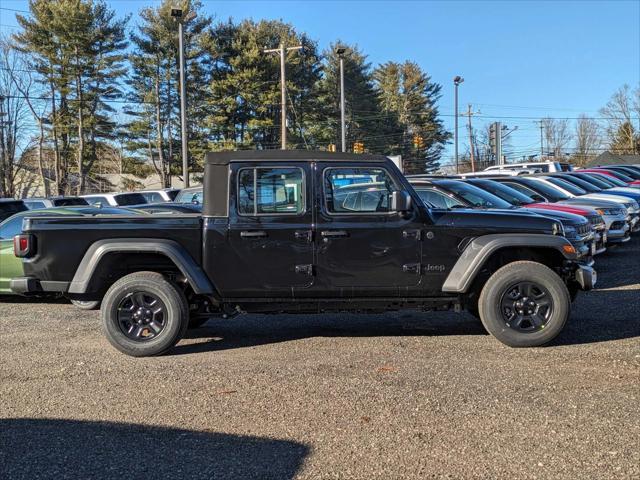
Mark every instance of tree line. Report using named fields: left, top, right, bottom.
left=0, top=0, right=450, bottom=197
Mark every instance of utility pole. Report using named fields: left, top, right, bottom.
left=453, top=76, right=464, bottom=172
left=171, top=8, right=197, bottom=188
left=336, top=47, right=347, bottom=152
left=459, top=104, right=480, bottom=172
left=264, top=44, right=303, bottom=150
left=536, top=120, right=544, bottom=159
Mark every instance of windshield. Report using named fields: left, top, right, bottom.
left=595, top=169, right=634, bottom=182
left=114, top=193, right=147, bottom=206
left=574, top=173, right=615, bottom=188
left=435, top=180, right=513, bottom=209
left=589, top=172, right=626, bottom=187
left=608, top=167, right=640, bottom=179
left=53, top=197, right=89, bottom=206
left=503, top=178, right=570, bottom=202
left=545, top=177, right=587, bottom=195
left=557, top=175, right=601, bottom=192
left=469, top=179, right=534, bottom=205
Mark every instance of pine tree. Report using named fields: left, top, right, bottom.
left=205, top=19, right=322, bottom=151
left=15, top=0, right=128, bottom=194
left=127, top=0, right=211, bottom=186
left=374, top=61, right=450, bottom=173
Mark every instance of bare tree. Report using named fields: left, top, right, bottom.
left=0, top=37, right=34, bottom=198
left=573, top=114, right=601, bottom=167
left=542, top=117, right=572, bottom=158
left=599, top=84, right=639, bottom=154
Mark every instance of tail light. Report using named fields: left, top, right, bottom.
left=14, top=234, right=36, bottom=258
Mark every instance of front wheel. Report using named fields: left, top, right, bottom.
left=478, top=261, right=570, bottom=348
left=101, top=271, right=189, bottom=357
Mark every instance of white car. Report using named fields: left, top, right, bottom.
left=484, top=161, right=573, bottom=173
left=82, top=192, right=148, bottom=207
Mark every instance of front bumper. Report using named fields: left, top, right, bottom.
left=574, top=264, right=597, bottom=291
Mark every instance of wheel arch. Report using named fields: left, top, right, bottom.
left=68, top=239, right=215, bottom=297
left=443, top=234, right=575, bottom=294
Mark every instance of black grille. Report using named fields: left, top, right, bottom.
left=577, top=223, right=591, bottom=236
left=587, top=215, right=605, bottom=227
left=610, top=221, right=625, bottom=230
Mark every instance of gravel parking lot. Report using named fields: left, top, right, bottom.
left=1, top=238, right=639, bottom=479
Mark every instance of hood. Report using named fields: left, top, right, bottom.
left=558, top=198, right=627, bottom=210
left=581, top=193, right=636, bottom=205
left=525, top=202, right=597, bottom=216
left=430, top=209, right=561, bottom=235
left=523, top=208, right=587, bottom=226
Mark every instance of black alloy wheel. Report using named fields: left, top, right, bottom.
left=117, top=291, right=167, bottom=341
left=499, top=282, right=553, bottom=332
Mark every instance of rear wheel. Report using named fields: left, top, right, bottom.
left=101, top=271, right=188, bottom=357
left=70, top=299, right=100, bottom=310
left=478, top=261, right=570, bottom=347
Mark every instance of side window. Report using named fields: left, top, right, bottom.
left=238, top=167, right=305, bottom=216
left=325, top=168, right=397, bottom=214
left=416, top=188, right=463, bottom=209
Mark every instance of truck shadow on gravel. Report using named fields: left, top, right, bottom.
left=0, top=418, right=309, bottom=480
left=174, top=313, right=488, bottom=355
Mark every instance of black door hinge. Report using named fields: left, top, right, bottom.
left=402, top=229, right=422, bottom=241
left=402, top=263, right=421, bottom=274
left=295, top=264, right=314, bottom=276
left=294, top=230, right=313, bottom=242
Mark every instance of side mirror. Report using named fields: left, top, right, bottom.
left=530, top=194, right=546, bottom=202
left=390, top=190, right=412, bottom=212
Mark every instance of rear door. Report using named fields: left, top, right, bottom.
left=313, top=163, right=423, bottom=296
left=223, top=162, right=314, bottom=297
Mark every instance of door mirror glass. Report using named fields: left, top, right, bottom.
left=390, top=191, right=412, bottom=212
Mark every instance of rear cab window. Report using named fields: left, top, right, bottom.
left=237, top=167, right=305, bottom=216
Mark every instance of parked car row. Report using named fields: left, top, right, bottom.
left=407, top=166, right=640, bottom=266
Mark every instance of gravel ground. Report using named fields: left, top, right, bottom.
left=1, top=237, right=639, bottom=480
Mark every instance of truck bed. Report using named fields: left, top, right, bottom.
left=21, top=215, right=203, bottom=288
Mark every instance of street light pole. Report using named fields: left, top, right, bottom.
left=336, top=47, right=347, bottom=152
left=453, top=76, right=464, bottom=173
left=172, top=8, right=196, bottom=188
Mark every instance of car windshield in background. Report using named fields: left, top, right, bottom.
left=0, top=201, right=28, bottom=221
left=436, top=180, right=513, bottom=209
left=598, top=169, right=634, bottom=182
left=589, top=173, right=627, bottom=187
left=175, top=188, right=203, bottom=204
left=53, top=198, right=89, bottom=206
left=545, top=177, right=587, bottom=195
left=114, top=193, right=147, bottom=206
left=469, top=179, right=535, bottom=205
left=517, top=178, right=570, bottom=202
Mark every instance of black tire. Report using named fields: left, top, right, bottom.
left=101, top=271, right=188, bottom=357
left=478, top=261, right=570, bottom=348
left=70, top=299, right=100, bottom=310
left=188, top=317, right=210, bottom=329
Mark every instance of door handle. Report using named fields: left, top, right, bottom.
left=320, top=230, right=348, bottom=238
left=240, top=230, right=267, bottom=238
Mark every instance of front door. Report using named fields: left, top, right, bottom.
left=223, top=162, right=314, bottom=297
left=313, top=163, right=423, bottom=296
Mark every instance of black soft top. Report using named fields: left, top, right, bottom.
left=205, top=150, right=389, bottom=165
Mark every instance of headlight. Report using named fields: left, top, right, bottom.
left=552, top=222, right=564, bottom=236
left=596, top=208, right=626, bottom=216
left=562, top=225, right=577, bottom=239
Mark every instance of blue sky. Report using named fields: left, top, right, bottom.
left=2, top=0, right=639, bottom=163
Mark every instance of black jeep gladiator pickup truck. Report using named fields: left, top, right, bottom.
left=11, top=151, right=596, bottom=356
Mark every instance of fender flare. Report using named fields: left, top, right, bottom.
left=68, top=238, right=214, bottom=295
left=442, top=234, right=576, bottom=293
